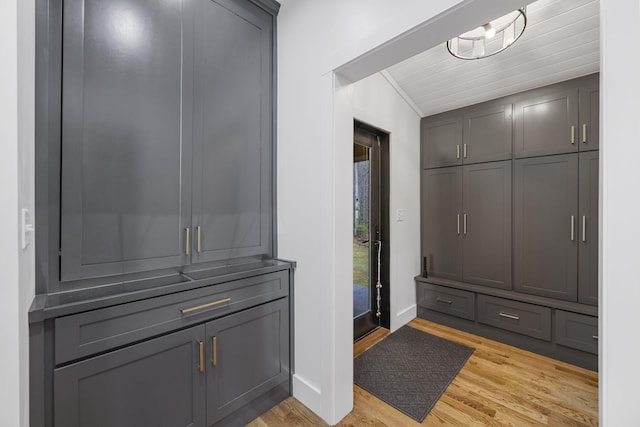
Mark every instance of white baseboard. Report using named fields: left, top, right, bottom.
left=292, top=374, right=322, bottom=416
left=391, top=304, right=417, bottom=332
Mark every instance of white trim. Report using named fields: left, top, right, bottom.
left=292, top=374, right=322, bottom=416
left=380, top=71, right=424, bottom=117
left=393, top=304, right=417, bottom=333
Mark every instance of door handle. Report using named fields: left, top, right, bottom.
left=196, top=226, right=202, bottom=253
left=463, top=214, right=467, bottom=236
left=185, top=227, right=191, bottom=255
left=456, top=144, right=460, bottom=159
left=457, top=214, right=460, bottom=235
left=582, top=124, right=587, bottom=143
left=571, top=125, right=576, bottom=144
left=582, top=216, right=586, bottom=242
left=463, top=143, right=467, bottom=159
left=198, top=341, right=204, bottom=373
left=212, top=336, right=217, bottom=366
left=499, top=312, right=520, bottom=321
left=570, top=216, right=575, bottom=241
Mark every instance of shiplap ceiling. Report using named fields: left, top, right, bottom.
left=385, top=0, right=599, bottom=117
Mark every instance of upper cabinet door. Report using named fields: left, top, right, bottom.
left=60, top=0, right=193, bottom=281
left=422, top=114, right=463, bottom=169
left=463, top=103, right=512, bottom=164
left=514, top=154, right=579, bottom=301
left=579, top=75, right=599, bottom=151
left=192, top=0, right=273, bottom=263
left=422, top=167, right=463, bottom=281
left=514, top=87, right=579, bottom=158
left=578, top=151, right=599, bottom=306
left=462, top=161, right=512, bottom=290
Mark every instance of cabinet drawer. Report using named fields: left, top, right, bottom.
left=419, top=283, right=475, bottom=320
left=478, top=295, right=551, bottom=341
left=55, top=271, right=288, bottom=364
left=555, top=310, right=598, bottom=354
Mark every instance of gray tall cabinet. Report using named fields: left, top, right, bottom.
left=417, top=74, right=599, bottom=370
left=31, top=0, right=292, bottom=426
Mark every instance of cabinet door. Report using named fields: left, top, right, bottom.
left=514, top=87, right=579, bottom=158
left=463, top=161, right=512, bottom=289
left=422, top=167, right=463, bottom=281
left=463, top=104, right=512, bottom=164
left=205, top=298, right=289, bottom=425
left=60, top=0, right=193, bottom=281
left=579, top=75, right=599, bottom=151
left=192, top=0, right=273, bottom=263
left=422, top=114, right=463, bottom=169
left=54, top=325, right=206, bottom=427
left=579, top=151, right=599, bottom=305
left=514, top=155, right=578, bottom=301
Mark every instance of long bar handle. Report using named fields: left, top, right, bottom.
left=582, top=124, right=587, bottom=143
left=436, top=297, right=453, bottom=305
left=456, top=144, right=460, bottom=159
left=582, top=216, right=586, bottom=242
left=198, top=341, right=204, bottom=373
left=457, top=214, right=460, bottom=235
left=212, top=336, right=217, bottom=366
left=196, top=226, right=202, bottom=253
left=571, top=126, right=576, bottom=144
left=180, top=297, right=232, bottom=315
left=185, top=227, right=191, bottom=255
left=570, top=216, right=575, bottom=241
left=463, top=214, right=467, bottom=236
left=499, top=312, right=520, bottom=321
left=463, top=143, right=467, bottom=159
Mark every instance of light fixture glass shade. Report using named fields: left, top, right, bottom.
left=447, top=7, right=527, bottom=60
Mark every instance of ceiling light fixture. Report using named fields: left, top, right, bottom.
left=447, top=7, right=527, bottom=60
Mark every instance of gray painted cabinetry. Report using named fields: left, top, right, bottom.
left=418, top=74, right=599, bottom=371
left=32, top=0, right=290, bottom=425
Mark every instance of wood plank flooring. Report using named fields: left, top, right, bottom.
left=248, top=318, right=598, bottom=426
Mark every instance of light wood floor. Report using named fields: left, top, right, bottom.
left=248, top=318, right=598, bottom=426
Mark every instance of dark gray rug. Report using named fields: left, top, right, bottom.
left=354, top=325, right=474, bottom=422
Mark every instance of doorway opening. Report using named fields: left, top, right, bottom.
left=353, top=120, right=390, bottom=341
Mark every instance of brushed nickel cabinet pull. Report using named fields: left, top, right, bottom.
left=196, top=226, right=202, bottom=253
left=570, top=216, right=575, bottom=241
left=212, top=336, right=217, bottom=366
left=456, top=144, right=460, bottom=159
left=457, top=214, right=460, bottom=235
left=499, top=312, right=520, bottom=321
left=582, top=124, right=587, bottom=143
left=463, top=214, right=467, bottom=236
left=463, top=143, right=467, bottom=158
left=582, top=216, right=586, bottom=242
left=198, top=341, right=204, bottom=373
left=436, top=297, right=453, bottom=305
left=180, top=297, right=232, bottom=315
left=185, top=227, right=190, bottom=255
left=571, top=125, right=576, bottom=144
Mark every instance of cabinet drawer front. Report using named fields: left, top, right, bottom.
left=477, top=295, right=551, bottom=341
left=55, top=271, right=288, bottom=364
left=419, top=283, right=475, bottom=320
left=555, top=310, right=598, bottom=354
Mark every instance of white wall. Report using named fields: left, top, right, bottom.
left=599, top=0, right=640, bottom=425
left=0, top=0, right=35, bottom=426
left=276, top=1, right=470, bottom=423
left=352, top=73, right=422, bottom=330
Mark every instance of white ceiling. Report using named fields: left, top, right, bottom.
left=384, top=0, right=600, bottom=117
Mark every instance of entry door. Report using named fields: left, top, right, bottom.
left=353, top=125, right=385, bottom=340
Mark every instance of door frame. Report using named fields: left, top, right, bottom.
left=353, top=120, right=390, bottom=340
